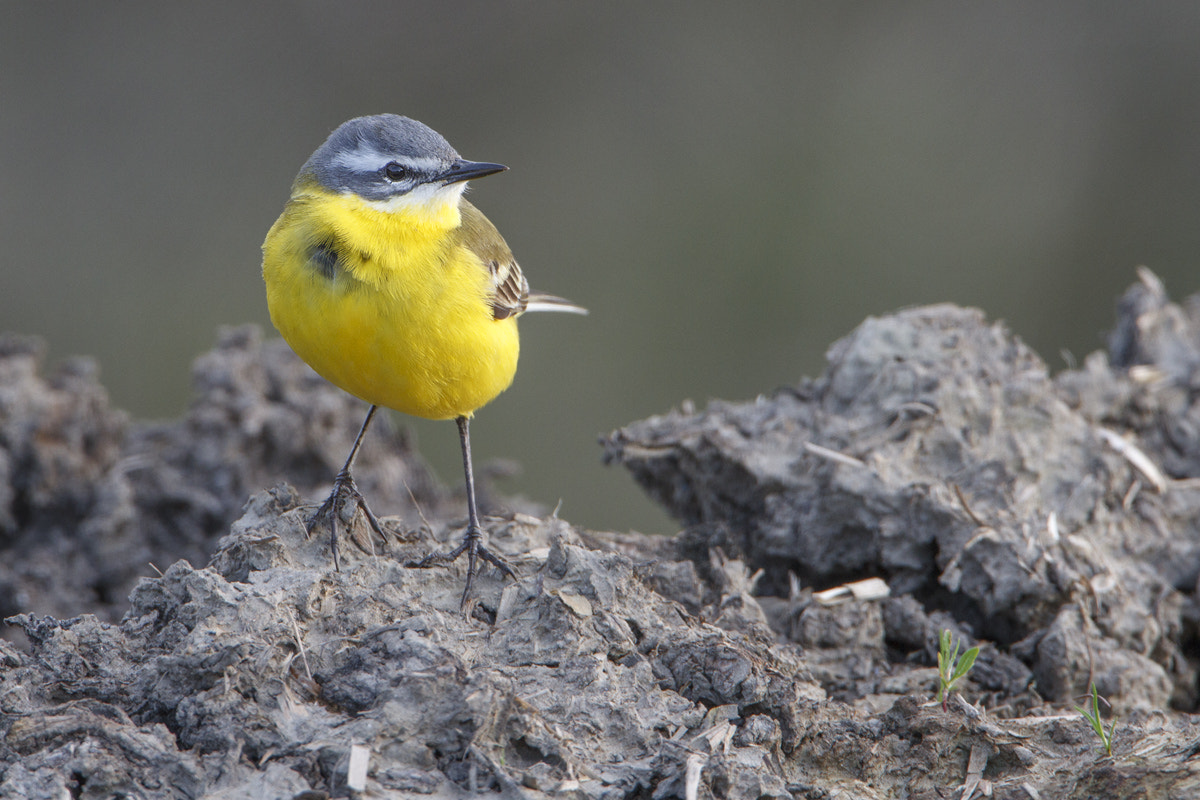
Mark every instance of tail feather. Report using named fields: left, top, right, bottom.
left=526, top=293, right=588, bottom=315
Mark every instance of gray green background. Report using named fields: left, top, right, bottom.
left=3, top=3, right=1199, bottom=536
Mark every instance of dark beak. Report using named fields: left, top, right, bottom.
left=439, top=159, right=508, bottom=185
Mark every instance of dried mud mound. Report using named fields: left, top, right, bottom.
left=4, top=493, right=821, bottom=799
left=2, top=271, right=1200, bottom=798
left=0, top=327, right=447, bottom=631
left=606, top=270, right=1200, bottom=717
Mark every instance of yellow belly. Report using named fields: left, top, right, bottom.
left=261, top=189, right=520, bottom=420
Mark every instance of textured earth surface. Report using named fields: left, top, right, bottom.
left=2, top=270, right=1199, bottom=798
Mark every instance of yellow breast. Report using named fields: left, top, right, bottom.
left=261, top=187, right=520, bottom=420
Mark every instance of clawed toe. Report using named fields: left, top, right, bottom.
left=308, top=469, right=390, bottom=569
left=407, top=526, right=514, bottom=609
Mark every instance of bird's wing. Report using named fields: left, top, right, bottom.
left=459, top=200, right=531, bottom=320
left=487, top=255, right=531, bottom=321
left=459, top=200, right=586, bottom=320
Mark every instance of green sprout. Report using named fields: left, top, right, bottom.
left=936, top=629, right=979, bottom=711
left=1074, top=682, right=1117, bottom=756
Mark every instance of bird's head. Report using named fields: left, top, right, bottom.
left=299, top=114, right=507, bottom=214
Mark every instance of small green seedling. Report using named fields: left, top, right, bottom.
left=1074, top=682, right=1117, bottom=756
left=936, top=629, right=979, bottom=711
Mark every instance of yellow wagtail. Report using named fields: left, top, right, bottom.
left=262, top=114, right=585, bottom=606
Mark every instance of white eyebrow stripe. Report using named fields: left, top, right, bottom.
left=332, top=147, right=443, bottom=175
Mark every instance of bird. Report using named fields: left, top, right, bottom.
left=262, top=114, right=585, bottom=607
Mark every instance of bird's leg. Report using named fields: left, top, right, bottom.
left=307, top=404, right=388, bottom=569
left=408, top=415, right=514, bottom=608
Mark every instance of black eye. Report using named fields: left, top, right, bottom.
left=384, top=162, right=408, bottom=181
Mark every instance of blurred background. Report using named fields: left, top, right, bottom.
left=2, top=3, right=1199, bottom=537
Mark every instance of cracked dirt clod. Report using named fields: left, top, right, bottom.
left=0, top=326, right=447, bottom=634
left=605, top=280, right=1200, bottom=715
left=5, top=490, right=819, bottom=799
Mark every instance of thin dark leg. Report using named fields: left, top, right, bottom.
left=459, top=415, right=482, bottom=533
left=408, top=415, right=514, bottom=609
left=307, top=404, right=388, bottom=569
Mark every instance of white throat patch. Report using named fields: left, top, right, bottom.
left=359, top=180, right=467, bottom=215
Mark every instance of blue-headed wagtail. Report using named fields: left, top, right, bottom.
left=262, top=114, right=585, bottom=608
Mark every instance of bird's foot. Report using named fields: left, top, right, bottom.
left=407, top=526, right=515, bottom=609
left=307, top=468, right=389, bottom=569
